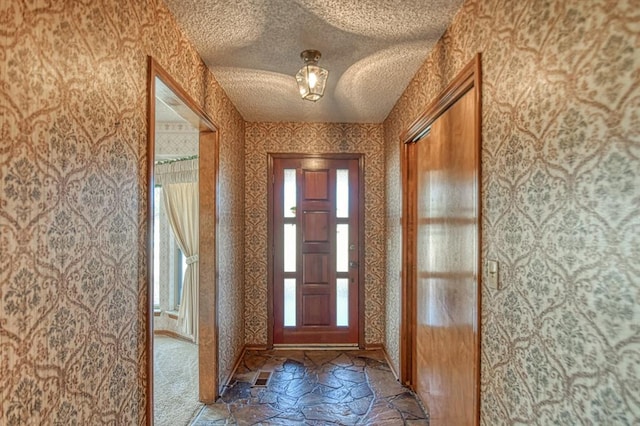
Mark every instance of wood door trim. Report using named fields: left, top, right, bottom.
left=147, top=57, right=220, bottom=424
left=400, top=55, right=480, bottom=144
left=399, top=53, right=482, bottom=425
left=356, top=155, right=365, bottom=350
left=267, top=154, right=275, bottom=347
left=267, top=153, right=365, bottom=349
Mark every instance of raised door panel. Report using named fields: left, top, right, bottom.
left=303, top=170, right=329, bottom=200
left=302, top=294, right=331, bottom=326
left=303, top=254, right=328, bottom=283
left=303, top=211, right=329, bottom=242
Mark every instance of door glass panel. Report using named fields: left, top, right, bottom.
left=336, top=224, right=349, bottom=272
left=284, top=168, right=297, bottom=217
left=336, top=169, right=349, bottom=218
left=284, top=224, right=296, bottom=272
left=284, top=278, right=296, bottom=326
left=336, top=278, right=349, bottom=326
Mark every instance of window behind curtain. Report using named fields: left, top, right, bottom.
left=153, top=186, right=161, bottom=307
left=155, top=185, right=187, bottom=311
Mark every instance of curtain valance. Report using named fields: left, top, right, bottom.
left=155, top=158, right=198, bottom=186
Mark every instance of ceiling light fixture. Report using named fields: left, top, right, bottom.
left=296, top=50, right=328, bottom=102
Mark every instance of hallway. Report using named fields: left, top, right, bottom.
left=2, top=1, right=638, bottom=424
left=191, top=350, right=427, bottom=425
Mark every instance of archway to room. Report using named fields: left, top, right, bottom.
left=146, top=57, right=219, bottom=425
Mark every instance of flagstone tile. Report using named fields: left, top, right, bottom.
left=191, top=349, right=428, bottom=425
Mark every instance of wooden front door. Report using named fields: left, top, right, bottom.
left=402, top=56, right=481, bottom=425
left=271, top=155, right=361, bottom=345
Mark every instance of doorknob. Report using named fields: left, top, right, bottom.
left=349, top=261, right=359, bottom=268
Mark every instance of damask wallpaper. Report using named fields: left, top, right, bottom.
left=1, top=1, right=245, bottom=424
left=244, top=122, right=386, bottom=346
left=384, top=0, right=640, bottom=423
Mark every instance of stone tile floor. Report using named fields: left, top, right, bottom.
left=190, top=349, right=428, bottom=425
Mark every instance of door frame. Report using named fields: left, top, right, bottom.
left=146, top=57, right=220, bottom=424
left=267, top=153, right=365, bottom=348
left=400, top=54, right=482, bottom=423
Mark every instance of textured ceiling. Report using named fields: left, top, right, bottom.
left=163, top=0, right=463, bottom=123
left=155, top=98, right=186, bottom=123
left=155, top=78, right=200, bottom=160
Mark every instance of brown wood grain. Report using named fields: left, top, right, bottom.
left=270, top=155, right=362, bottom=345
left=415, top=88, right=477, bottom=425
left=401, top=54, right=481, bottom=425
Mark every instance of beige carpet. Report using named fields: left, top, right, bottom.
left=154, top=335, right=203, bottom=426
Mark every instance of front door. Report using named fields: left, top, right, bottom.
left=271, top=155, right=361, bottom=345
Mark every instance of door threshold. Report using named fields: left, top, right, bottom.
left=273, top=343, right=359, bottom=351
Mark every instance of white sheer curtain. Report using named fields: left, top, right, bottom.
left=162, top=182, right=199, bottom=342
left=155, top=158, right=198, bottom=185
left=156, top=158, right=199, bottom=342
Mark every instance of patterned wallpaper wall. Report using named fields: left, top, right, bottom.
left=215, top=91, right=246, bottom=390
left=384, top=0, right=639, bottom=423
left=0, top=1, right=245, bottom=423
left=244, top=122, right=385, bottom=346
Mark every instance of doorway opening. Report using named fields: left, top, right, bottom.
left=401, top=54, right=482, bottom=425
left=147, top=57, right=219, bottom=424
left=268, top=154, right=364, bottom=347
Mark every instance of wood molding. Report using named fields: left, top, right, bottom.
left=400, top=55, right=479, bottom=145
left=474, top=52, right=484, bottom=426
left=363, top=343, right=384, bottom=350
left=400, top=53, right=482, bottom=425
left=146, top=55, right=156, bottom=426
left=220, top=345, right=249, bottom=394
left=363, top=342, right=398, bottom=379
left=266, top=153, right=274, bottom=348
left=357, top=155, right=365, bottom=350
left=198, top=128, right=219, bottom=404
left=379, top=344, right=400, bottom=381
left=400, top=137, right=416, bottom=387
left=244, top=344, right=271, bottom=351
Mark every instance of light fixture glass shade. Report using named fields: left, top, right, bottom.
left=296, top=50, right=328, bottom=102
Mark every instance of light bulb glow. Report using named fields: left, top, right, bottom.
left=308, top=71, right=317, bottom=89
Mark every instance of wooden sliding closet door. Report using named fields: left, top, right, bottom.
left=403, top=56, right=481, bottom=426
left=414, top=87, right=478, bottom=425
